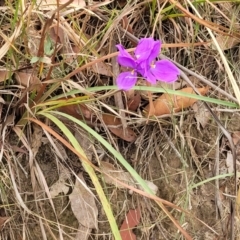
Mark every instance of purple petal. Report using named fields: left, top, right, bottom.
left=150, top=60, right=180, bottom=83
left=116, top=44, right=136, bottom=68
left=116, top=71, right=137, bottom=90
left=135, top=38, right=161, bottom=63
left=142, top=66, right=157, bottom=84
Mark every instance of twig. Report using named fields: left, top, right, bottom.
left=110, top=38, right=128, bottom=132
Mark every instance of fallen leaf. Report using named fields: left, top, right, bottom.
left=91, top=61, right=113, bottom=77
left=126, top=90, right=141, bottom=112
left=57, top=102, right=93, bottom=121
left=50, top=164, right=71, bottom=198
left=102, top=114, right=136, bottom=142
left=226, top=151, right=234, bottom=174
left=36, top=0, right=86, bottom=9
left=31, top=123, right=43, bottom=158
left=212, top=35, right=240, bottom=51
left=0, top=217, right=9, bottom=231
left=75, top=128, right=94, bottom=161
left=100, top=162, right=158, bottom=194
left=232, top=131, right=240, bottom=146
left=69, top=172, right=98, bottom=239
left=120, top=208, right=141, bottom=240
left=57, top=100, right=136, bottom=142
left=0, top=69, right=11, bottom=82
left=144, top=87, right=208, bottom=116
left=101, top=161, right=135, bottom=188
left=192, top=101, right=211, bottom=129
left=14, top=71, right=42, bottom=90
left=52, top=26, right=78, bottom=66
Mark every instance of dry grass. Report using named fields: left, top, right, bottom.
left=0, top=0, right=240, bottom=239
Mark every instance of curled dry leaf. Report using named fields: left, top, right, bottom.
left=144, top=87, right=208, bottom=116
left=120, top=208, right=141, bottom=240
left=69, top=173, right=98, bottom=239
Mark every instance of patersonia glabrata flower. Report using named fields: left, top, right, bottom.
left=116, top=38, right=180, bottom=90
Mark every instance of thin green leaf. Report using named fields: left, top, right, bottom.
left=39, top=112, right=122, bottom=240
left=42, top=110, right=154, bottom=195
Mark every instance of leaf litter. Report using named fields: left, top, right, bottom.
left=1, top=0, right=240, bottom=239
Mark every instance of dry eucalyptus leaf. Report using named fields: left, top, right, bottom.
left=145, top=87, right=208, bottom=116
left=69, top=173, right=98, bottom=233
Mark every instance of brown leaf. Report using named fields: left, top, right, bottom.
left=100, top=161, right=158, bottom=193
left=192, top=101, right=211, bottom=129
left=91, top=61, right=113, bottom=77
left=102, top=114, right=136, bottom=142
left=15, top=71, right=42, bottom=91
left=69, top=172, right=98, bottom=239
left=0, top=69, right=11, bottom=82
left=100, top=161, right=135, bottom=188
left=57, top=100, right=136, bottom=142
left=0, top=217, right=9, bottom=231
left=50, top=164, right=71, bottom=198
left=212, top=35, right=240, bottom=51
left=120, top=208, right=141, bottom=240
left=126, top=90, right=141, bottom=112
left=57, top=102, right=93, bottom=121
left=36, top=0, right=86, bottom=9
left=232, top=131, right=240, bottom=145
left=144, top=87, right=208, bottom=116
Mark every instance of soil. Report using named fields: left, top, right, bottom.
left=1, top=111, right=238, bottom=239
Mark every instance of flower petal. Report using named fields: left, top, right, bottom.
left=143, top=67, right=157, bottom=84
left=135, top=38, right=161, bottom=63
left=116, top=44, right=136, bottom=68
left=151, top=60, right=180, bottom=83
left=116, top=72, right=137, bottom=90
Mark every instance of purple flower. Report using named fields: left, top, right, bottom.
left=116, top=38, right=180, bottom=90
